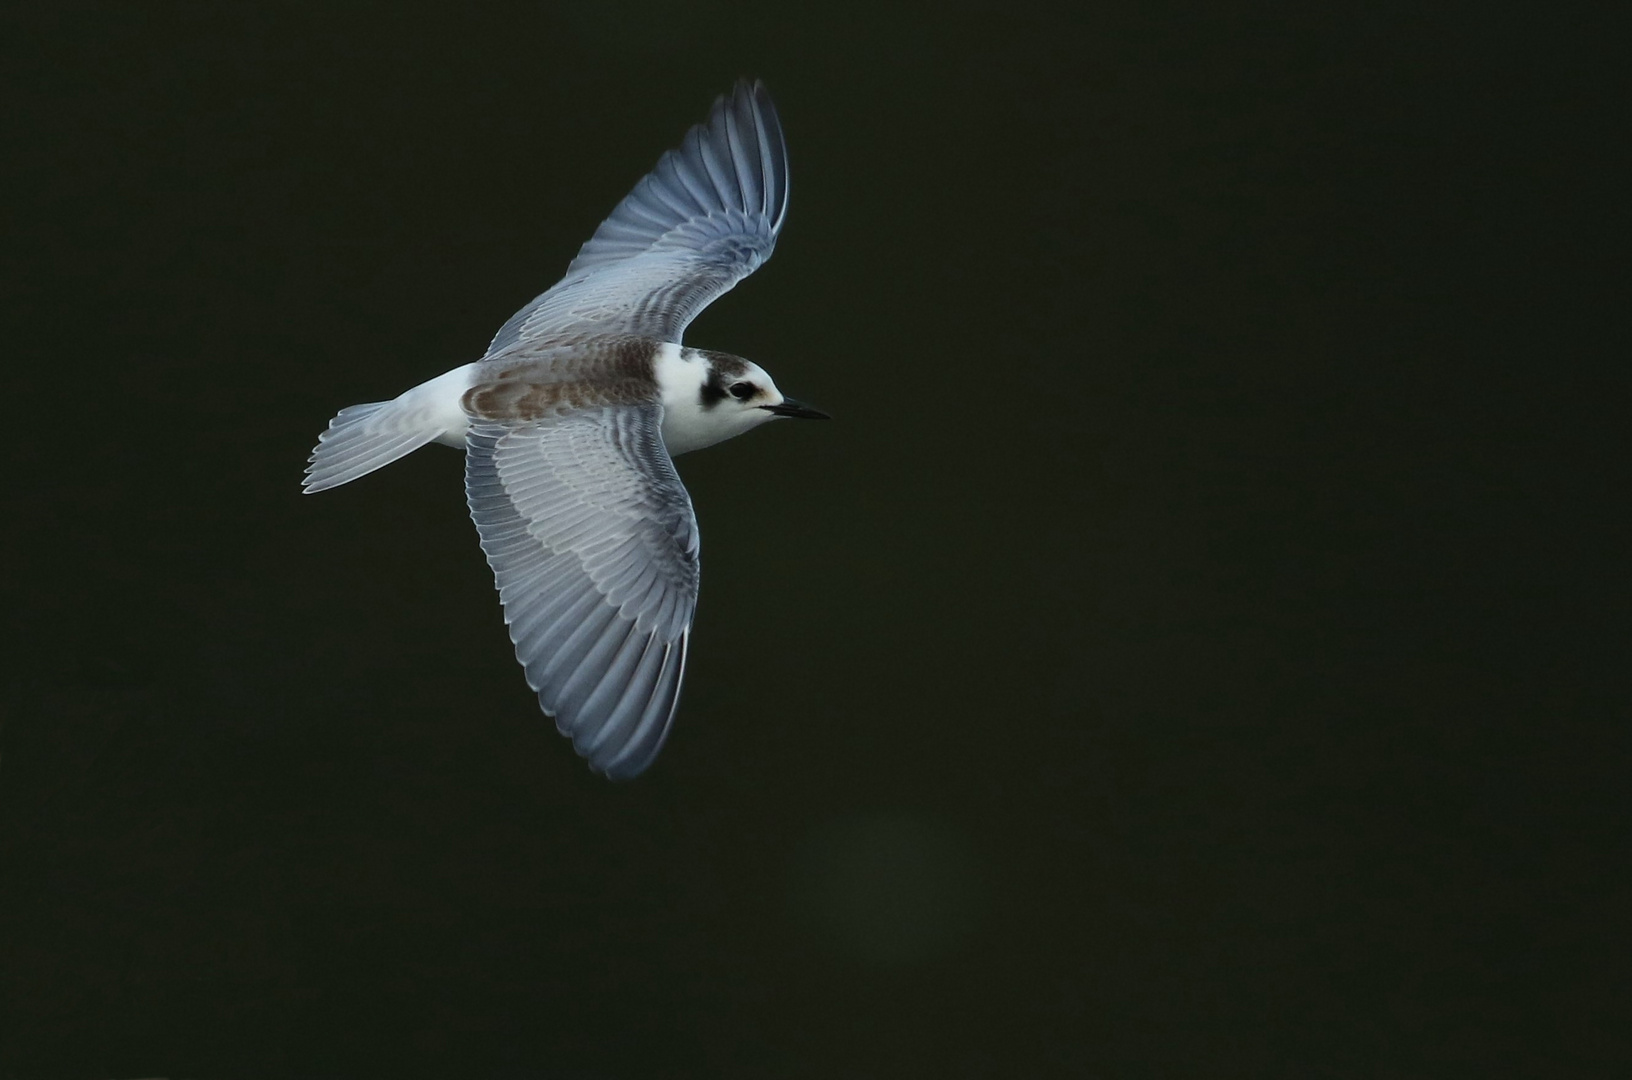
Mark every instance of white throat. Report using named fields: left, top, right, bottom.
left=652, top=342, right=776, bottom=455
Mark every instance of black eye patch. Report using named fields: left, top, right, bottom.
left=729, top=382, right=756, bottom=400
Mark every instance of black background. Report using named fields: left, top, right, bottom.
left=2, top=3, right=1626, bottom=1077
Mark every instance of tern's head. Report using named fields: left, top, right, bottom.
left=699, top=350, right=829, bottom=421
left=657, top=345, right=828, bottom=454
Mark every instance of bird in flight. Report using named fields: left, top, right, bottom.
left=303, top=80, right=825, bottom=779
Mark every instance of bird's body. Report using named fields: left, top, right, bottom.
left=303, top=81, right=824, bottom=779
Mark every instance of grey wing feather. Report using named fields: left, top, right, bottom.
left=465, top=406, right=699, bottom=779
left=485, top=79, right=789, bottom=352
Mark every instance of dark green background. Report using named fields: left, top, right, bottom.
left=2, top=3, right=1625, bottom=1077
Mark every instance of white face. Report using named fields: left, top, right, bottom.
left=701, top=359, right=785, bottom=445
left=718, top=359, right=785, bottom=410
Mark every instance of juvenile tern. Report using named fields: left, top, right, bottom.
left=303, top=80, right=825, bottom=779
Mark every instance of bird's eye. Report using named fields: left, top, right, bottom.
left=729, top=382, right=755, bottom=401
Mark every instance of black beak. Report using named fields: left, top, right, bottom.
left=760, top=397, right=831, bottom=420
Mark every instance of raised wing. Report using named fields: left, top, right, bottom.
left=485, top=79, right=789, bottom=353
left=465, top=406, right=699, bottom=779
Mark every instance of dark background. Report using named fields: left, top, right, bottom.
left=2, top=3, right=1626, bottom=1077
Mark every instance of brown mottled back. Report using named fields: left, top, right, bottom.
left=461, top=335, right=660, bottom=423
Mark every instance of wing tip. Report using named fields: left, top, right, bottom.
left=730, top=78, right=789, bottom=229
left=584, top=632, right=689, bottom=782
